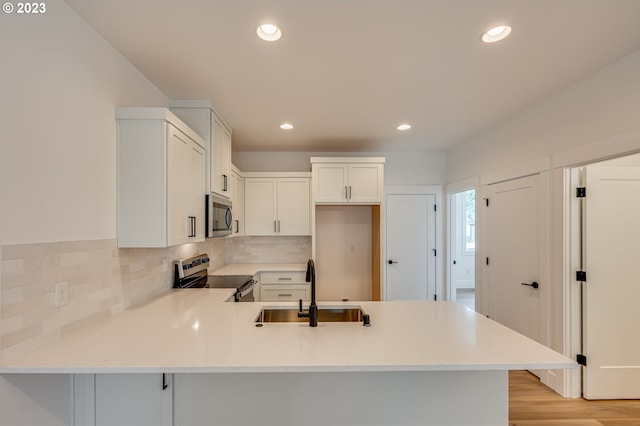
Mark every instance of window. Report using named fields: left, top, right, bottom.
left=463, top=190, right=475, bottom=253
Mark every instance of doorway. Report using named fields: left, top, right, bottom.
left=449, top=189, right=476, bottom=309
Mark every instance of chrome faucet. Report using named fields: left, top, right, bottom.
left=297, top=259, right=318, bottom=327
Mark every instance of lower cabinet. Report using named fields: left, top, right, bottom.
left=261, top=285, right=309, bottom=302
left=258, top=271, right=310, bottom=302
left=80, top=374, right=173, bottom=426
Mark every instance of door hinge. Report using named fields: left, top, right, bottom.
left=577, top=354, right=587, bottom=366
left=433, top=249, right=437, bottom=256
left=486, top=257, right=490, bottom=266
left=434, top=294, right=437, bottom=301
left=576, top=271, right=587, bottom=282
left=485, top=198, right=490, bottom=207
left=434, top=204, right=437, bottom=212
left=576, top=187, right=586, bottom=198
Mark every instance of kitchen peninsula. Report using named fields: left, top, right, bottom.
left=0, top=290, right=576, bottom=426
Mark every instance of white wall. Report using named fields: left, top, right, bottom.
left=0, top=1, right=168, bottom=246
left=446, top=47, right=640, bottom=397
left=234, top=151, right=447, bottom=185
left=315, top=206, right=373, bottom=301
left=0, top=2, right=168, bottom=424
left=447, top=48, right=640, bottom=183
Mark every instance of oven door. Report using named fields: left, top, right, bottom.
left=235, top=280, right=256, bottom=302
left=207, top=194, right=233, bottom=238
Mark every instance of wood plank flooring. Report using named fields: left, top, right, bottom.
left=509, top=370, right=640, bottom=426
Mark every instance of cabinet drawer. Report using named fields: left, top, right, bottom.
left=261, top=287, right=309, bottom=301
left=260, top=271, right=306, bottom=284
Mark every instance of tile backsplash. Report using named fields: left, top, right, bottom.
left=225, top=236, right=311, bottom=264
left=0, top=235, right=309, bottom=361
left=0, top=237, right=225, bottom=361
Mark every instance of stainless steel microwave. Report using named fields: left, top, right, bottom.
left=206, top=194, right=233, bottom=238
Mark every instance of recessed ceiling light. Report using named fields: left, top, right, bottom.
left=280, top=123, right=293, bottom=130
left=257, top=24, right=282, bottom=41
left=482, top=25, right=511, bottom=43
left=397, top=124, right=411, bottom=131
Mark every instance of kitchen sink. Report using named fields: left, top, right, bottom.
left=255, top=306, right=365, bottom=323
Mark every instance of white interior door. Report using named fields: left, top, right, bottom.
left=385, top=193, right=435, bottom=300
left=582, top=165, right=640, bottom=399
left=486, top=175, right=541, bottom=344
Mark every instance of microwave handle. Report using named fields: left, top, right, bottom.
left=224, top=207, right=233, bottom=230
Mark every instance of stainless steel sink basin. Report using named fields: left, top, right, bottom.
left=255, top=306, right=365, bottom=323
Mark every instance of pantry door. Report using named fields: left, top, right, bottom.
left=486, top=175, right=542, bottom=344
left=385, top=192, right=436, bottom=300
left=582, top=165, right=640, bottom=399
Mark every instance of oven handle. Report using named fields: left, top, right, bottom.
left=224, top=207, right=234, bottom=230
left=236, top=279, right=256, bottom=300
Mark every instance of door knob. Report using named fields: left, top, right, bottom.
left=521, top=281, right=539, bottom=289
left=388, top=260, right=398, bottom=264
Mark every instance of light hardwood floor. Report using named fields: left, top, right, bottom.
left=509, top=370, right=640, bottom=426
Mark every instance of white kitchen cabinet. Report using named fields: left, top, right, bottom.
left=258, top=271, right=310, bottom=302
left=244, top=174, right=311, bottom=236
left=170, top=100, right=232, bottom=198
left=229, top=165, right=244, bottom=236
left=212, top=114, right=232, bottom=196
left=311, top=158, right=385, bottom=204
left=116, top=108, right=205, bottom=248
left=261, top=286, right=309, bottom=301
left=94, top=374, right=173, bottom=426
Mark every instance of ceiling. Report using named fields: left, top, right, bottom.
left=65, top=0, right=640, bottom=152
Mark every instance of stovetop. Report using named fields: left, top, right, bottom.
left=174, top=253, right=255, bottom=289
left=206, top=274, right=254, bottom=289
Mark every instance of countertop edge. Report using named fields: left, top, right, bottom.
left=210, top=263, right=306, bottom=276
left=0, top=362, right=578, bottom=374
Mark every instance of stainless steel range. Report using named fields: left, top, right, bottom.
left=174, top=254, right=255, bottom=302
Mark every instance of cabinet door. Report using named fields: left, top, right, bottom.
left=348, top=164, right=383, bottom=203
left=230, top=171, right=244, bottom=236
left=210, top=114, right=232, bottom=198
left=260, top=271, right=306, bottom=284
left=261, top=286, right=309, bottom=302
left=244, top=178, right=277, bottom=235
left=188, top=141, right=205, bottom=242
left=314, top=164, right=348, bottom=202
left=220, top=125, right=232, bottom=196
left=167, top=125, right=189, bottom=246
left=95, top=374, right=172, bottom=426
left=210, top=115, right=223, bottom=196
left=277, top=178, right=310, bottom=235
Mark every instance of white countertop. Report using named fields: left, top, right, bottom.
left=210, top=263, right=306, bottom=276
left=0, top=290, right=576, bottom=373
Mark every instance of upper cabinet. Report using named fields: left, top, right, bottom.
left=170, top=100, right=232, bottom=198
left=244, top=173, right=311, bottom=236
left=311, top=157, right=385, bottom=204
left=116, top=108, right=205, bottom=248
left=229, top=165, right=244, bottom=237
